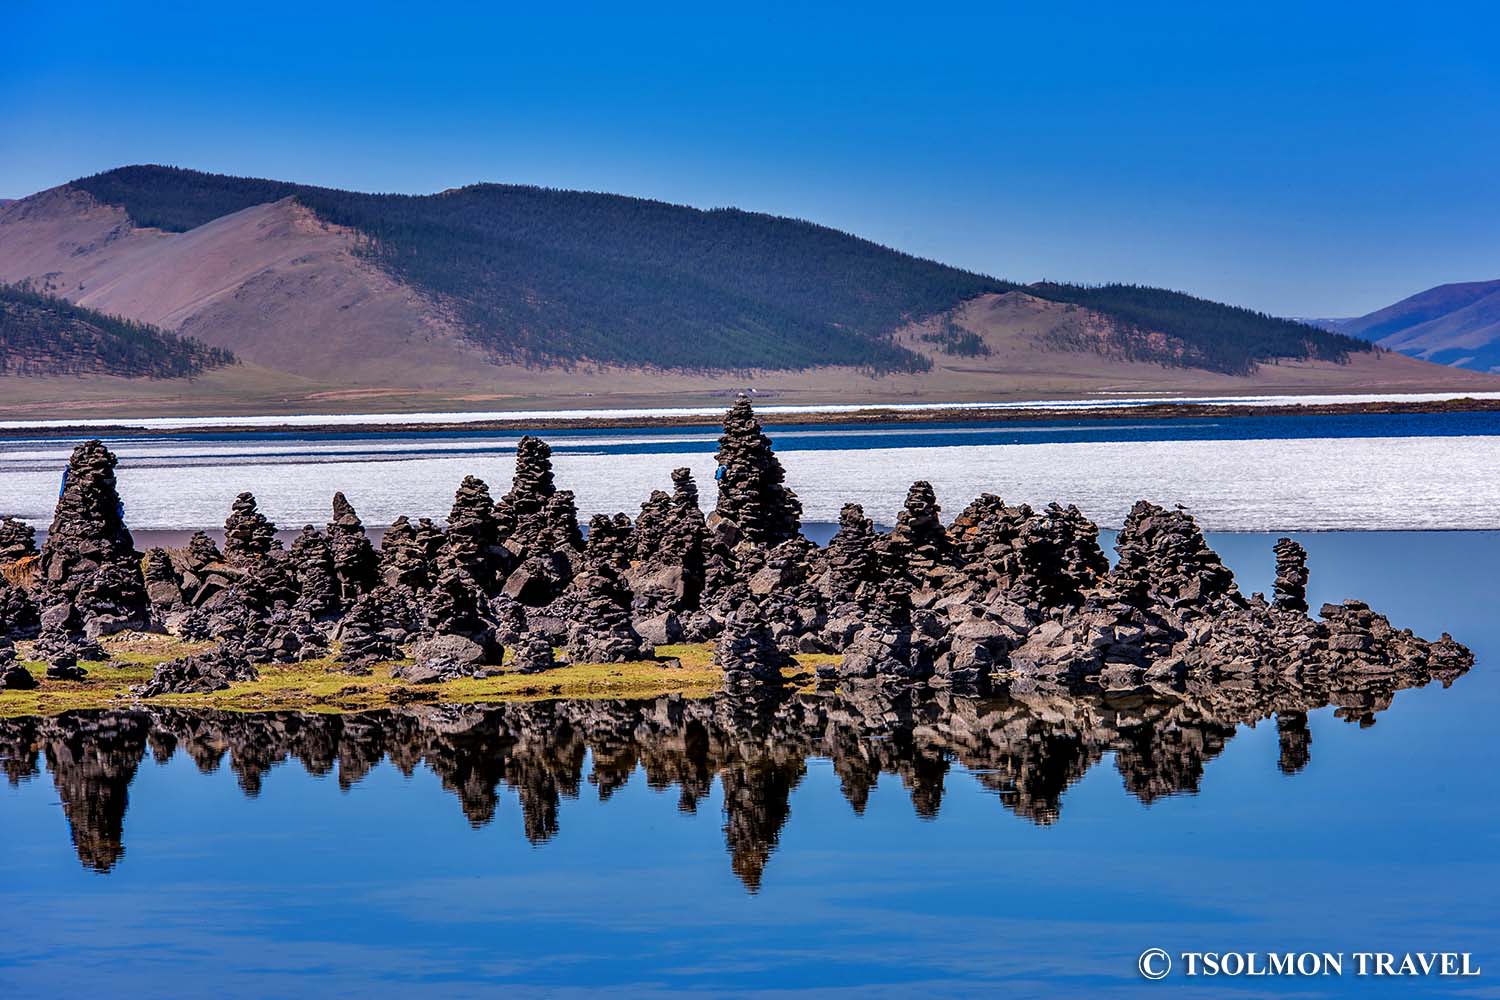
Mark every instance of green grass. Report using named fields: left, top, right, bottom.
left=0, top=634, right=831, bottom=717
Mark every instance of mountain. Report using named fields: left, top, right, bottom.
left=1334, top=280, right=1500, bottom=372
left=0, top=164, right=1493, bottom=416
left=0, top=283, right=233, bottom=378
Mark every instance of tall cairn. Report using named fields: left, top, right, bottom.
left=327, top=492, right=378, bottom=601
left=1272, top=537, right=1310, bottom=614
left=713, top=397, right=802, bottom=547
left=38, top=440, right=150, bottom=636
left=496, top=435, right=584, bottom=557
left=223, top=492, right=278, bottom=565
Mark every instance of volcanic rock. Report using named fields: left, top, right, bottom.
left=133, top=648, right=259, bottom=697
left=0, top=638, right=36, bottom=691
left=142, top=547, right=183, bottom=610
left=0, top=576, right=40, bottom=639
left=438, top=476, right=508, bottom=591
left=222, top=492, right=278, bottom=565
left=509, top=634, right=559, bottom=673
left=289, top=526, right=339, bottom=618
left=327, top=492, right=379, bottom=601
left=1273, top=537, right=1310, bottom=614
left=714, top=586, right=792, bottom=689
left=0, top=516, right=37, bottom=562
left=38, top=440, right=151, bottom=636
left=714, top=398, right=801, bottom=547
left=565, top=563, right=652, bottom=663
left=1111, top=501, right=1240, bottom=615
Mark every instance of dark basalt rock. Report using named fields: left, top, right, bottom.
left=714, top=586, right=792, bottom=689
left=38, top=440, right=151, bottom=636
left=439, top=476, right=509, bottom=591
left=34, top=624, right=108, bottom=668
left=1273, top=537, right=1310, bottom=614
left=496, top=437, right=584, bottom=562
left=177, top=532, right=243, bottom=608
left=223, top=492, right=278, bottom=565
left=824, top=585, right=930, bottom=684
left=881, top=481, right=953, bottom=586
left=400, top=633, right=501, bottom=683
left=289, top=527, right=339, bottom=618
left=0, top=637, right=37, bottom=691
left=133, top=648, right=258, bottom=697
left=336, top=589, right=406, bottom=666
left=565, top=563, right=652, bottom=664
left=629, top=468, right=708, bottom=615
left=1112, top=501, right=1240, bottom=615
left=142, top=547, right=183, bottom=610
left=821, top=503, right=882, bottom=605
left=714, top=397, right=801, bottom=547
left=0, top=516, right=37, bottom=562
left=327, top=492, right=379, bottom=602
left=379, top=516, right=439, bottom=592
left=0, top=575, right=41, bottom=639
left=510, top=634, right=560, bottom=673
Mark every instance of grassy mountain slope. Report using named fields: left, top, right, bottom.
left=66, top=165, right=1367, bottom=376
left=0, top=283, right=234, bottom=378
left=1337, top=279, right=1500, bottom=372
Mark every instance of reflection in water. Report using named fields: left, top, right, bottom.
left=0, top=659, right=1464, bottom=888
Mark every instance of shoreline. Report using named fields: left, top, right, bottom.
left=5, top=394, right=1500, bottom=440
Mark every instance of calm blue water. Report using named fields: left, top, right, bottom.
left=1, top=531, right=1495, bottom=998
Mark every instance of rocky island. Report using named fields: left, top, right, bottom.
left=0, top=398, right=1473, bottom=710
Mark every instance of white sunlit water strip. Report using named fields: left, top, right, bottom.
left=4, top=390, right=1500, bottom=431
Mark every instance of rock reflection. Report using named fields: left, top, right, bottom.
left=0, top=659, right=1466, bottom=889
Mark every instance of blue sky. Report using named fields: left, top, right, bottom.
left=4, top=1, right=1496, bottom=317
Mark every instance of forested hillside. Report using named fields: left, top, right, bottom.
left=1028, top=283, right=1372, bottom=375
left=0, top=284, right=235, bottom=377
left=67, top=166, right=1369, bottom=375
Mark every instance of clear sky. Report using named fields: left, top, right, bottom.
left=4, top=1, right=1497, bottom=318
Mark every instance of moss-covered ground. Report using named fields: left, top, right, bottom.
left=1, top=633, right=840, bottom=717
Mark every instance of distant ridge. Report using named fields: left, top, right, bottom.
left=1334, top=279, right=1500, bottom=372
left=46, top=164, right=1368, bottom=376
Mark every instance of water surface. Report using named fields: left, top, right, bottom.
left=1, top=531, right=1495, bottom=997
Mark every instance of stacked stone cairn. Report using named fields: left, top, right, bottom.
left=0, top=516, right=37, bottom=562
left=327, top=492, right=379, bottom=602
left=10, top=404, right=1471, bottom=702
left=37, top=441, right=151, bottom=643
left=222, top=492, right=278, bottom=565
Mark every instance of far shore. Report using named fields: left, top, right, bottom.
left=4, top=393, right=1500, bottom=440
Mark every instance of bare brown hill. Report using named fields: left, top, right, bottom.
left=2, top=171, right=1498, bottom=419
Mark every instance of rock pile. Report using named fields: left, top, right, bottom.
left=565, top=564, right=652, bottom=663
left=133, top=648, right=259, bottom=697
left=142, top=547, right=183, bottom=610
left=327, top=492, right=378, bottom=601
left=0, top=637, right=36, bottom=690
left=38, top=440, right=150, bottom=637
left=1273, top=537, right=1310, bottom=613
left=714, top=397, right=802, bottom=547
left=11, top=401, right=1473, bottom=701
left=715, top=587, right=791, bottom=689
left=223, top=492, right=278, bottom=565
left=0, top=575, right=40, bottom=639
left=0, top=516, right=37, bottom=562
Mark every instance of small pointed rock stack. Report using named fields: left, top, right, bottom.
left=289, top=527, right=339, bottom=618
left=327, top=492, right=379, bottom=602
left=497, top=436, right=584, bottom=559
left=379, top=516, right=437, bottom=591
left=0, top=516, right=37, bottom=563
left=141, top=547, right=183, bottom=610
left=1111, top=501, right=1239, bottom=615
left=714, top=397, right=802, bottom=547
left=38, top=440, right=150, bottom=637
left=881, top=481, right=952, bottom=586
left=223, top=492, right=278, bottom=565
left=1273, top=537, right=1310, bottom=614
left=714, top=586, right=792, bottom=689
left=440, top=476, right=506, bottom=590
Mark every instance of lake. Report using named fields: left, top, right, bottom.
left=1, top=412, right=1497, bottom=996
left=5, top=410, right=1500, bottom=532
left=1, top=532, right=1496, bottom=997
